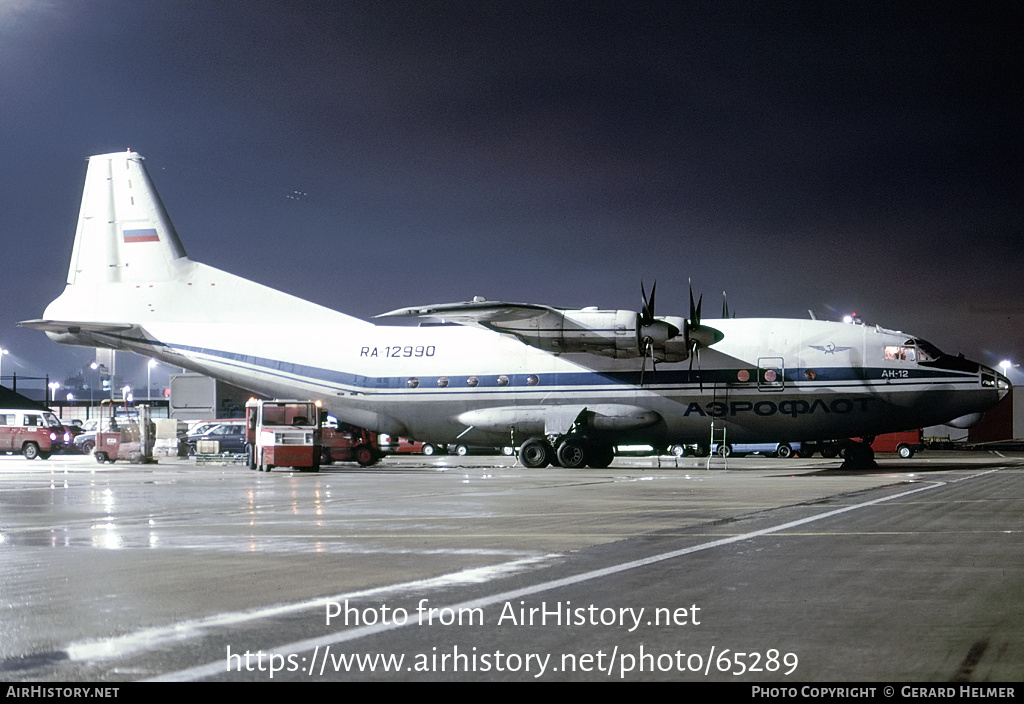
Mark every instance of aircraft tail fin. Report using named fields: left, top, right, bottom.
left=67, top=150, right=189, bottom=286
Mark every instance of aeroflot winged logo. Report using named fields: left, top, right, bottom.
left=809, top=342, right=852, bottom=355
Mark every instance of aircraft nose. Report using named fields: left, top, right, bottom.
left=996, top=371, right=1012, bottom=399
left=984, top=365, right=1012, bottom=400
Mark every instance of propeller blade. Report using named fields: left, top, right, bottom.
left=689, top=280, right=696, bottom=324
left=641, top=281, right=657, bottom=325
left=688, top=279, right=703, bottom=327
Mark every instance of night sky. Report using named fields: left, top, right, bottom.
left=1, top=1, right=1020, bottom=393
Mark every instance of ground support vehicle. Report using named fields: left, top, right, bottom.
left=245, top=399, right=321, bottom=472
left=801, top=430, right=923, bottom=460
left=0, top=408, right=67, bottom=459
left=321, top=422, right=383, bottom=467
left=94, top=402, right=154, bottom=464
left=868, top=430, right=925, bottom=458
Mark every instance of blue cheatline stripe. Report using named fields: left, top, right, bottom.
left=92, top=329, right=978, bottom=395
left=164, top=343, right=977, bottom=394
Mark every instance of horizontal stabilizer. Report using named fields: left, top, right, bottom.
left=19, top=319, right=145, bottom=351
left=19, top=319, right=134, bottom=334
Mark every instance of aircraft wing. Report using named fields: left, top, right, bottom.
left=378, top=299, right=680, bottom=360
left=377, top=300, right=559, bottom=325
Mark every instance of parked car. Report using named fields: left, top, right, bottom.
left=447, top=443, right=514, bottom=456
left=379, top=434, right=430, bottom=454
left=59, top=419, right=85, bottom=439
left=710, top=442, right=802, bottom=458
left=73, top=430, right=97, bottom=454
left=186, top=421, right=246, bottom=455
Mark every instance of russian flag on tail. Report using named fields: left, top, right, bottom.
left=123, top=228, right=159, bottom=243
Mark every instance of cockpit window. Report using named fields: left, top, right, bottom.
left=885, top=339, right=943, bottom=364
left=884, top=345, right=917, bottom=362
left=912, top=339, right=942, bottom=362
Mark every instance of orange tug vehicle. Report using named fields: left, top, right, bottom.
left=320, top=420, right=384, bottom=467
left=245, top=399, right=384, bottom=472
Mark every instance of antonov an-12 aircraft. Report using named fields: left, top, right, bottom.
left=22, top=151, right=1010, bottom=468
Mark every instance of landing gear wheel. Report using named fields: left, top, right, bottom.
left=556, top=440, right=587, bottom=469
left=520, top=438, right=553, bottom=468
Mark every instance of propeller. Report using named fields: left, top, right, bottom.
left=636, top=280, right=723, bottom=387
left=687, top=280, right=702, bottom=382
left=638, top=281, right=680, bottom=386
left=686, top=279, right=726, bottom=388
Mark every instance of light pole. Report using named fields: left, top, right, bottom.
left=1000, top=360, right=1013, bottom=383
left=0, top=348, right=8, bottom=387
left=147, top=359, right=157, bottom=402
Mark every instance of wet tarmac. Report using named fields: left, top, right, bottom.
left=0, top=451, right=1021, bottom=682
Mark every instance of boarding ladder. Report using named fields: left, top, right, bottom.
left=706, top=383, right=729, bottom=470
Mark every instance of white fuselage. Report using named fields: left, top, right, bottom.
left=40, top=258, right=1002, bottom=446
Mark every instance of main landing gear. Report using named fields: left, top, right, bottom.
left=518, top=436, right=615, bottom=469
left=840, top=441, right=877, bottom=469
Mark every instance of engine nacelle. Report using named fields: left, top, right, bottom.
left=499, top=308, right=643, bottom=358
